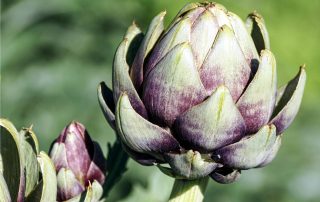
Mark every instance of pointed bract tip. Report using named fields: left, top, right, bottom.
left=160, top=10, right=167, bottom=17
left=260, top=49, right=271, bottom=55
left=98, top=81, right=111, bottom=95
left=132, top=20, right=137, bottom=26
left=130, top=20, right=141, bottom=31
left=250, top=10, right=263, bottom=19
left=260, top=49, right=275, bottom=63
left=297, top=65, right=307, bottom=77
left=130, top=20, right=141, bottom=30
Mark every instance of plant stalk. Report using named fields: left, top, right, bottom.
left=168, top=177, right=209, bottom=202
left=102, top=138, right=129, bottom=198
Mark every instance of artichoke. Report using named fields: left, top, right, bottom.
left=0, top=118, right=57, bottom=202
left=49, top=121, right=106, bottom=201
left=98, top=2, right=306, bottom=182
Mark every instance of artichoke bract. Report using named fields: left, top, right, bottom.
left=98, top=2, right=306, bottom=182
left=49, top=121, right=106, bottom=201
left=0, top=119, right=57, bottom=202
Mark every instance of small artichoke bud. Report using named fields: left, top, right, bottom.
left=50, top=121, right=106, bottom=201
left=98, top=2, right=306, bottom=182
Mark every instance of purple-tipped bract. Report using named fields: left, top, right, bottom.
left=50, top=121, right=106, bottom=200
left=98, top=2, right=306, bottom=182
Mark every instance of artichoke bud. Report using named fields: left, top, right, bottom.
left=98, top=2, right=306, bottom=182
left=49, top=121, right=106, bottom=201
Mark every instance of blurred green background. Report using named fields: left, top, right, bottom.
left=1, top=0, right=320, bottom=201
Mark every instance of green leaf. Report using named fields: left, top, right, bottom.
left=26, top=152, right=57, bottom=202
left=0, top=118, right=24, bottom=201
left=20, top=129, right=40, bottom=197
left=0, top=172, right=12, bottom=202
left=38, top=152, right=57, bottom=202
left=21, top=127, right=40, bottom=154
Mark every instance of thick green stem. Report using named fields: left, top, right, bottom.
left=168, top=177, right=209, bottom=202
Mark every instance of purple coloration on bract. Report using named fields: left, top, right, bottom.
left=98, top=2, right=306, bottom=181
left=210, top=167, right=241, bottom=184
left=173, top=86, right=246, bottom=152
left=17, top=172, right=26, bottom=202
left=123, top=144, right=161, bottom=166
left=237, top=102, right=265, bottom=132
left=50, top=121, right=106, bottom=200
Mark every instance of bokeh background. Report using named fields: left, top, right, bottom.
left=1, top=0, right=320, bottom=201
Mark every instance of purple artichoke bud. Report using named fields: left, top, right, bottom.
left=50, top=121, right=106, bottom=201
left=98, top=2, right=306, bottom=182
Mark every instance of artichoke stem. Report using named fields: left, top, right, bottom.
left=168, top=177, right=209, bottom=202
